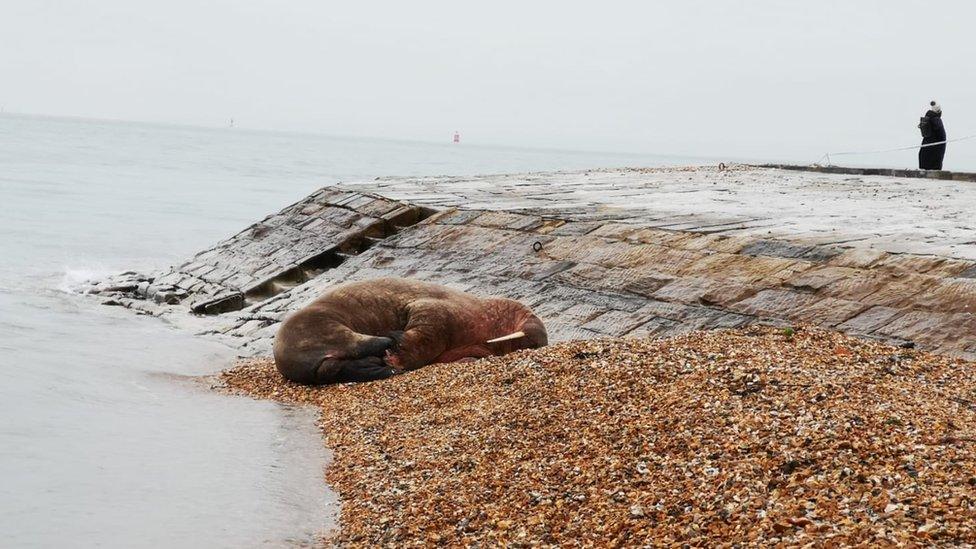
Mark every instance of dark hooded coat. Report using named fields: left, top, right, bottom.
left=919, top=110, right=946, bottom=170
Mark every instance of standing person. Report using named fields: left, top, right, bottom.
left=918, top=101, right=946, bottom=170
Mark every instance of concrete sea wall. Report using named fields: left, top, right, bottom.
left=87, top=166, right=976, bottom=361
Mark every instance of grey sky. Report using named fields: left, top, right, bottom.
left=3, top=1, right=973, bottom=161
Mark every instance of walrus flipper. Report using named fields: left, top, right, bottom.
left=385, top=330, right=405, bottom=350
left=322, top=356, right=396, bottom=383
left=353, top=334, right=397, bottom=358
left=385, top=299, right=451, bottom=370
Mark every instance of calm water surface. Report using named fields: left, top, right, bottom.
left=0, top=114, right=708, bottom=547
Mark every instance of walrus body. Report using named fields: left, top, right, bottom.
left=273, top=278, right=548, bottom=385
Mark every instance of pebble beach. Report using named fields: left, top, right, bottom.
left=221, top=326, right=976, bottom=546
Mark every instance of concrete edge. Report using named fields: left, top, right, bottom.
left=757, top=164, right=976, bottom=182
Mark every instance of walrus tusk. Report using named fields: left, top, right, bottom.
left=486, top=331, right=526, bottom=344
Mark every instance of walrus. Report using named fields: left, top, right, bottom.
left=273, top=277, right=548, bottom=385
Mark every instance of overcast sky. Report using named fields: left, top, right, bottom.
left=3, top=1, right=973, bottom=161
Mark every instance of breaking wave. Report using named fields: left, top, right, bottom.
left=57, top=266, right=118, bottom=294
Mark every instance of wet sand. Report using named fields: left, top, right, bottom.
left=221, top=326, right=976, bottom=546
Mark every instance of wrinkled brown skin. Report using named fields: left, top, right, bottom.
left=273, top=277, right=548, bottom=385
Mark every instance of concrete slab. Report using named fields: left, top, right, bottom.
left=83, top=165, right=976, bottom=360
left=349, top=166, right=976, bottom=260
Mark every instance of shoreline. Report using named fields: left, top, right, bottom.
left=205, top=374, right=339, bottom=546
left=220, top=326, right=976, bottom=546
left=210, top=377, right=341, bottom=547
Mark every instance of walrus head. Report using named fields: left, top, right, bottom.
left=482, top=298, right=548, bottom=353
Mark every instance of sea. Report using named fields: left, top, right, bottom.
left=0, top=113, right=715, bottom=548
